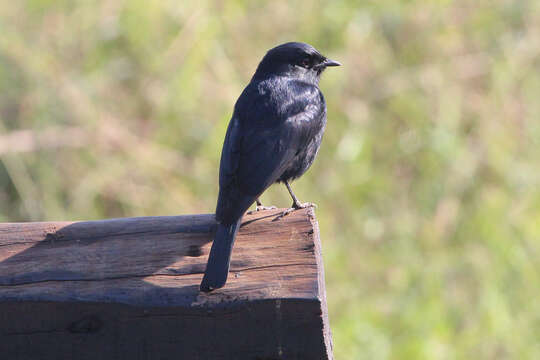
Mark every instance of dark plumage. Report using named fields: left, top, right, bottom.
left=200, top=42, right=340, bottom=292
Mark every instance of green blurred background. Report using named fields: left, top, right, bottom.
left=1, top=1, right=540, bottom=358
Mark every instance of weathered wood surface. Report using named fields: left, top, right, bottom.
left=0, top=208, right=332, bottom=360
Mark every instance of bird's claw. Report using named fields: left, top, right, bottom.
left=273, top=207, right=295, bottom=221
left=247, top=205, right=277, bottom=214
left=273, top=202, right=316, bottom=221
left=293, top=201, right=317, bottom=210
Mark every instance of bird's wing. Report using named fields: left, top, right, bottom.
left=218, top=115, right=242, bottom=190
left=216, top=81, right=324, bottom=223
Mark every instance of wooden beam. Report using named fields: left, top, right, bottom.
left=0, top=208, right=332, bottom=360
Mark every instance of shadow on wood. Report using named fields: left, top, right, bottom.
left=0, top=208, right=332, bottom=360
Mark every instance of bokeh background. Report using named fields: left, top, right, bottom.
left=1, top=1, right=540, bottom=358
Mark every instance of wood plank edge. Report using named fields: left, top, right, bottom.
left=307, top=207, right=333, bottom=360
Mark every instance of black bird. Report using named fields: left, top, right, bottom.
left=200, top=42, right=340, bottom=292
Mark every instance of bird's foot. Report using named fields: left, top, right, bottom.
left=273, top=202, right=316, bottom=221
left=273, top=207, right=295, bottom=221
left=292, top=201, right=317, bottom=210
left=247, top=205, right=277, bottom=214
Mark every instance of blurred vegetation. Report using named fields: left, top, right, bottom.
left=1, top=1, right=540, bottom=359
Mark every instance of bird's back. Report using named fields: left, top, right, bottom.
left=216, top=77, right=325, bottom=223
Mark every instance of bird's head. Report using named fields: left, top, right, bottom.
left=252, top=42, right=341, bottom=83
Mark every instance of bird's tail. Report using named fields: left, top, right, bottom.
left=200, top=220, right=241, bottom=292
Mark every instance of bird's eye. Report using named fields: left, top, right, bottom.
left=300, top=58, right=311, bottom=68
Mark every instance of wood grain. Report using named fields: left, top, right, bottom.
left=0, top=208, right=332, bottom=360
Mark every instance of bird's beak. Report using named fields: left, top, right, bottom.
left=323, top=58, right=341, bottom=67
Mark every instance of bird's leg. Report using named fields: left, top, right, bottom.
left=247, top=198, right=277, bottom=214
left=256, top=198, right=277, bottom=210
left=275, top=181, right=316, bottom=220
left=285, top=180, right=316, bottom=209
